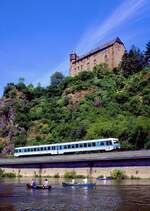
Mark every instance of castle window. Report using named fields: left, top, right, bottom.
left=81, top=65, right=83, bottom=70
left=104, top=54, right=109, bottom=63
left=94, top=59, right=97, bottom=66
left=87, top=62, right=90, bottom=70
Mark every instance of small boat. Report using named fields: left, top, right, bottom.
left=62, top=182, right=96, bottom=188
left=96, top=177, right=112, bottom=181
left=26, top=183, right=51, bottom=190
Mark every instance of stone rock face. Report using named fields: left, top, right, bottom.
left=0, top=92, right=26, bottom=154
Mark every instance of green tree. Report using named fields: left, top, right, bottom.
left=50, top=71, right=64, bottom=86
left=145, top=41, right=150, bottom=64
left=3, top=83, right=16, bottom=98
left=121, top=46, right=146, bottom=76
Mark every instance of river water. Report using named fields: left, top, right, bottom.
left=0, top=178, right=150, bottom=211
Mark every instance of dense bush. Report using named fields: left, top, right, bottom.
left=64, top=171, right=77, bottom=179
left=111, top=169, right=127, bottom=180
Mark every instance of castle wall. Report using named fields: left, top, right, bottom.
left=70, top=42, right=125, bottom=76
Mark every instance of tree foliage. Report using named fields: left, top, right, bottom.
left=50, top=71, right=64, bottom=86
left=145, top=40, right=150, bottom=64
left=121, top=46, right=146, bottom=76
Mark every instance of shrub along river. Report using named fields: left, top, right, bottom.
left=0, top=178, right=150, bottom=211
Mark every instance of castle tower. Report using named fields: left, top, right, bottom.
left=69, top=51, right=78, bottom=75
left=70, top=51, right=77, bottom=64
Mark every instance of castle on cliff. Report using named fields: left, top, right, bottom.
left=69, top=37, right=125, bottom=76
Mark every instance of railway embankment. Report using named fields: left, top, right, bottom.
left=0, top=150, right=150, bottom=178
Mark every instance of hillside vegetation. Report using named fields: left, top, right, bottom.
left=0, top=44, right=150, bottom=154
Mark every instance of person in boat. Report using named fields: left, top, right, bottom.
left=72, top=179, right=75, bottom=184
left=43, top=179, right=49, bottom=188
left=31, top=179, right=36, bottom=187
left=83, top=178, right=88, bottom=184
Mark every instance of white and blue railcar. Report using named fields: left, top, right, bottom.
left=14, top=138, right=120, bottom=157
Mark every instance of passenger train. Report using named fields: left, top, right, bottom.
left=14, top=138, right=120, bottom=157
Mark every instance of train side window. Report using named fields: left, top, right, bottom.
left=106, top=141, right=112, bottom=146
left=75, top=144, right=78, bottom=148
left=64, top=145, right=67, bottom=149
left=88, top=143, right=91, bottom=147
left=34, top=148, right=37, bottom=151
left=92, top=142, right=96, bottom=147
left=37, top=148, right=40, bottom=151
left=84, top=143, right=87, bottom=147
left=68, top=145, right=70, bottom=149
left=100, top=142, right=105, bottom=146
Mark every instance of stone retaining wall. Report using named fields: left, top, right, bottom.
left=2, top=166, right=150, bottom=178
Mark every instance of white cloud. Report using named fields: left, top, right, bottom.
left=76, top=0, right=147, bottom=54
left=36, top=0, right=148, bottom=86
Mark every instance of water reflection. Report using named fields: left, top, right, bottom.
left=0, top=178, right=150, bottom=211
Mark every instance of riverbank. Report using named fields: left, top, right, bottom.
left=1, top=166, right=150, bottom=179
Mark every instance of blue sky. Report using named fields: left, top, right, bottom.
left=0, top=0, right=150, bottom=96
